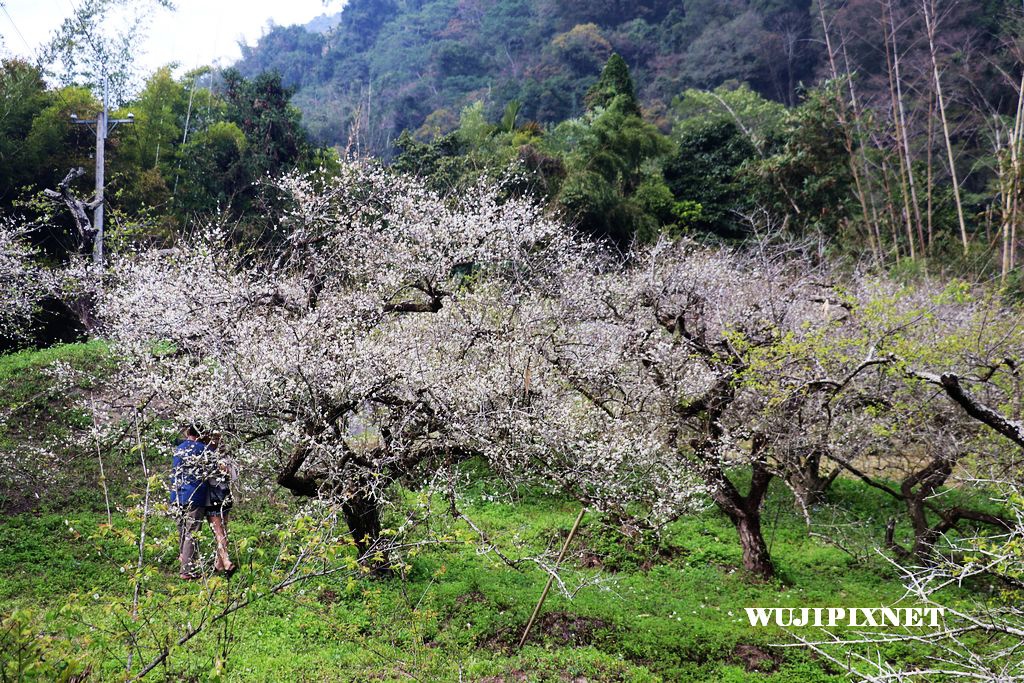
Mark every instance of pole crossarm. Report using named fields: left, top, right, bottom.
left=71, top=116, right=134, bottom=133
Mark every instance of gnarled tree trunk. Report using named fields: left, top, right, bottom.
left=44, top=167, right=102, bottom=331
left=341, top=492, right=386, bottom=569
left=275, top=410, right=393, bottom=574
left=705, top=450, right=776, bottom=580
left=788, top=448, right=840, bottom=507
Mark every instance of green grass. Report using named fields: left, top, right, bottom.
left=0, top=478, right=945, bottom=682
left=0, top=344, right=991, bottom=681
left=0, top=341, right=119, bottom=514
left=0, top=340, right=109, bottom=381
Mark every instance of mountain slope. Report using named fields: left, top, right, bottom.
left=236, top=0, right=824, bottom=154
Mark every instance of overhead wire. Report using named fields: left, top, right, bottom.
left=0, top=0, right=97, bottom=122
left=0, top=2, right=83, bottom=162
left=0, top=1, right=35, bottom=57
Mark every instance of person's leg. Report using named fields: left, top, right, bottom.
left=177, top=507, right=193, bottom=572
left=209, top=513, right=225, bottom=570
left=210, top=513, right=233, bottom=572
left=221, top=513, right=233, bottom=571
left=178, top=506, right=204, bottom=577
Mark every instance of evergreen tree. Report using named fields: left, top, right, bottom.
left=663, top=119, right=757, bottom=238
left=584, top=52, right=640, bottom=115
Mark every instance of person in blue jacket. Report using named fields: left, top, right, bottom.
left=170, top=425, right=211, bottom=579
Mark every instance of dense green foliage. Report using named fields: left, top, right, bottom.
left=238, top=0, right=826, bottom=150
left=0, top=60, right=321, bottom=262
left=232, top=0, right=1024, bottom=269
left=235, top=0, right=1019, bottom=155
left=4, top=0, right=1024, bottom=264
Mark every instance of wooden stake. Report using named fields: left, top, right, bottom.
left=92, top=397, right=112, bottom=526
left=518, top=507, right=586, bottom=648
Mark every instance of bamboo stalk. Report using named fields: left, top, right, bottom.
left=926, top=88, right=935, bottom=250
left=842, top=38, right=885, bottom=261
left=131, top=412, right=151, bottom=621
left=127, top=412, right=153, bottom=674
left=1001, top=77, right=1024, bottom=281
left=883, top=1, right=917, bottom=260
left=922, top=0, right=969, bottom=254
left=1012, top=75, right=1024, bottom=273
left=819, top=0, right=879, bottom=262
left=888, top=0, right=925, bottom=256
left=880, top=155, right=903, bottom=261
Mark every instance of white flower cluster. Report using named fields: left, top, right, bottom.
left=0, top=220, right=47, bottom=338
left=98, top=163, right=602, bottom=510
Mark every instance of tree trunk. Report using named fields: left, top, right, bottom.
left=342, top=492, right=390, bottom=574
left=710, top=478, right=775, bottom=579
left=707, top=455, right=776, bottom=580
left=901, top=457, right=952, bottom=558
left=790, top=450, right=838, bottom=507
left=43, top=167, right=99, bottom=254
left=275, top=411, right=393, bottom=574
left=735, top=512, right=774, bottom=580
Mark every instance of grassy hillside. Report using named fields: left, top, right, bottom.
left=0, top=344, right=981, bottom=681
left=1, top=484, right=919, bottom=682
left=0, top=341, right=114, bottom=513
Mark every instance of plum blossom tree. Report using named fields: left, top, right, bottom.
left=99, top=162, right=710, bottom=568
left=0, top=220, right=47, bottom=339
left=97, top=160, right=1024, bottom=582
left=718, top=271, right=1024, bottom=564
left=802, top=277, right=1024, bottom=560
left=510, top=237, right=846, bottom=579
left=101, top=172, right=902, bottom=579
left=789, top=482, right=1024, bottom=682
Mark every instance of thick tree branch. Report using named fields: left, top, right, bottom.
left=906, top=368, right=1024, bottom=448
left=276, top=401, right=355, bottom=496
left=43, top=167, right=98, bottom=248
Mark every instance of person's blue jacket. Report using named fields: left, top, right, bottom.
left=169, top=439, right=209, bottom=507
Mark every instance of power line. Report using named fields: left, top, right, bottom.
left=66, top=0, right=89, bottom=36
left=0, top=1, right=87, bottom=121
left=0, top=1, right=38, bottom=58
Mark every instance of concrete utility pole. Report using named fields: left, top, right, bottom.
left=71, top=74, right=134, bottom=265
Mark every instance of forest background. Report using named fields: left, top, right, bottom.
left=5, top=0, right=1024, bottom=305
